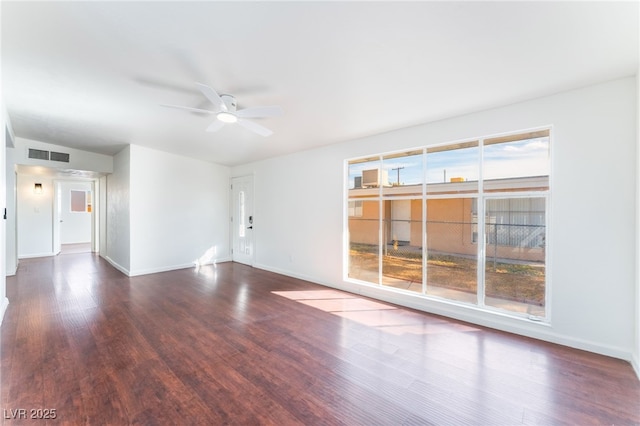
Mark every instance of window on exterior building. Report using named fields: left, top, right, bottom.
left=346, top=128, right=550, bottom=320
left=348, top=201, right=363, bottom=217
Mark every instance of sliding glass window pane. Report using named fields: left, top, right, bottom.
left=348, top=157, right=381, bottom=198
left=382, top=199, right=423, bottom=293
left=484, top=197, right=546, bottom=317
left=382, top=150, right=424, bottom=196
left=427, top=141, right=479, bottom=194
left=483, top=130, right=549, bottom=192
left=348, top=200, right=380, bottom=284
left=426, top=198, right=477, bottom=304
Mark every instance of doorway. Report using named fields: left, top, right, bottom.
left=10, top=165, right=104, bottom=271
left=231, top=175, right=254, bottom=266
left=53, top=180, right=96, bottom=255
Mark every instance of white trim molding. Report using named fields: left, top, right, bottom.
left=18, top=252, right=56, bottom=259
left=632, top=353, right=640, bottom=381
left=104, top=256, right=131, bottom=277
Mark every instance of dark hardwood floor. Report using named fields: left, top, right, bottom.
left=1, top=254, right=639, bottom=425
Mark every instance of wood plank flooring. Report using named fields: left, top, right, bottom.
left=1, top=254, right=639, bottom=425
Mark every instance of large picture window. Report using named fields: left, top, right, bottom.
left=346, top=129, right=550, bottom=320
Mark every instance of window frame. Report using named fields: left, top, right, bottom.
left=345, top=127, right=552, bottom=323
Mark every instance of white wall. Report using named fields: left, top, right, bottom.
left=105, top=146, right=131, bottom=273
left=232, top=77, right=638, bottom=363
left=128, top=145, right=230, bottom=276
left=59, top=181, right=92, bottom=244
left=635, top=71, right=640, bottom=379
left=0, top=105, right=12, bottom=324
left=99, top=176, right=107, bottom=256
left=5, top=141, right=17, bottom=275
left=16, top=175, right=54, bottom=258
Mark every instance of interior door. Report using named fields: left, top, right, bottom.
left=231, top=175, right=254, bottom=266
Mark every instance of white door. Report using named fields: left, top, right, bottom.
left=231, top=175, right=254, bottom=265
left=391, top=199, right=411, bottom=242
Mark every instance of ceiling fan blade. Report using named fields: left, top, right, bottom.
left=195, top=83, right=225, bottom=111
left=238, top=119, right=273, bottom=137
left=236, top=105, right=283, bottom=119
left=206, top=120, right=225, bottom=133
left=160, top=104, right=215, bottom=114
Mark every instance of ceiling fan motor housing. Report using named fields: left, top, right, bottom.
left=220, top=94, right=237, bottom=112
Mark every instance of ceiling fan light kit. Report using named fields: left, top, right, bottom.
left=216, top=111, right=238, bottom=123
left=161, top=83, right=281, bottom=137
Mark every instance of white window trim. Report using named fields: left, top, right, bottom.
left=345, top=126, right=552, bottom=323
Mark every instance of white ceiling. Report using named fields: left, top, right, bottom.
left=2, top=1, right=638, bottom=167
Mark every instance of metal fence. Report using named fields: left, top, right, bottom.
left=486, top=222, right=545, bottom=249
left=350, top=219, right=545, bottom=261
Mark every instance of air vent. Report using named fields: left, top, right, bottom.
left=50, top=151, right=70, bottom=163
left=28, top=148, right=49, bottom=160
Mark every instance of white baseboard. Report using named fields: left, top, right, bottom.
left=104, top=256, right=131, bottom=276
left=113, top=256, right=234, bottom=277
left=632, top=352, right=640, bottom=381
left=128, top=262, right=195, bottom=277
left=194, top=257, right=233, bottom=268
left=18, top=252, right=55, bottom=259
left=130, top=256, right=234, bottom=276
left=0, top=297, right=9, bottom=326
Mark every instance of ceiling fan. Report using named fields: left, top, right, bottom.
left=161, top=83, right=282, bottom=137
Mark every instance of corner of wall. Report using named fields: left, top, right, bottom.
left=104, top=255, right=131, bottom=277
left=105, top=146, right=131, bottom=272
left=1, top=99, right=10, bottom=324
left=635, top=71, right=640, bottom=380
left=0, top=297, right=9, bottom=326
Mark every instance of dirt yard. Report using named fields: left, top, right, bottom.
left=350, top=249, right=545, bottom=306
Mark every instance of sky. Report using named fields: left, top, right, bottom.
left=348, top=137, right=549, bottom=189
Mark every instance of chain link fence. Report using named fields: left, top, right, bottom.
left=350, top=219, right=545, bottom=263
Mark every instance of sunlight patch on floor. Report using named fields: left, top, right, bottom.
left=272, top=289, right=480, bottom=336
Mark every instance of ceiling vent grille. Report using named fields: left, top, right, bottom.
left=28, top=148, right=49, bottom=160
left=50, top=151, right=70, bottom=163
left=27, top=148, right=71, bottom=163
